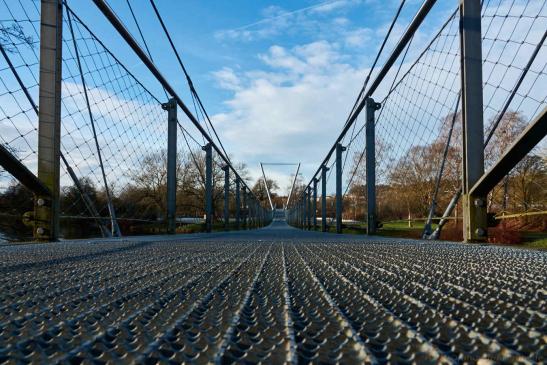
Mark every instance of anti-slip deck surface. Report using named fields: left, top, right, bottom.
left=0, top=219, right=545, bottom=364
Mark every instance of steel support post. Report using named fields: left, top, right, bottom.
left=302, top=199, right=305, bottom=228
left=321, top=166, right=328, bottom=232
left=255, top=203, right=259, bottom=227
left=297, top=201, right=300, bottom=227
left=298, top=198, right=302, bottom=227
left=256, top=203, right=260, bottom=227
left=460, top=0, right=487, bottom=242
left=299, top=197, right=304, bottom=228
left=235, top=178, right=241, bottom=230
left=302, top=196, right=306, bottom=229
left=249, top=199, right=254, bottom=228
left=366, top=98, right=381, bottom=235
left=253, top=199, right=258, bottom=228
left=312, top=178, right=318, bottom=230
left=335, top=143, right=346, bottom=234
left=303, top=189, right=308, bottom=230
left=35, top=0, right=63, bottom=241
left=307, top=187, right=312, bottom=230
left=163, top=98, right=177, bottom=234
left=242, top=187, right=247, bottom=229
left=223, top=166, right=229, bottom=230
left=203, top=143, right=213, bottom=233
left=289, top=208, right=292, bottom=225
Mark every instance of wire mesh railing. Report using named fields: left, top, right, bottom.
left=0, top=0, right=270, bottom=241
left=289, top=0, right=546, bottom=243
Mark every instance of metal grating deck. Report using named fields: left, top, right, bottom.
left=0, top=221, right=545, bottom=364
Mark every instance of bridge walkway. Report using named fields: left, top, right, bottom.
left=0, top=215, right=545, bottom=363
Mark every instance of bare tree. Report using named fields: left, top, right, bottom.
left=0, top=23, right=34, bottom=52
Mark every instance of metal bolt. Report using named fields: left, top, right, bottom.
left=474, top=198, right=485, bottom=207
left=37, top=198, right=45, bottom=206
left=475, top=227, right=486, bottom=237
left=36, top=227, right=45, bottom=235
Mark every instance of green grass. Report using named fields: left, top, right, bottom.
left=316, top=220, right=430, bottom=238
left=518, top=239, right=547, bottom=250
left=304, top=220, right=547, bottom=251
left=517, top=232, right=547, bottom=250
left=381, top=220, right=438, bottom=230
left=324, top=225, right=367, bottom=235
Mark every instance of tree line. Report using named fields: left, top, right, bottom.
left=346, top=111, right=546, bottom=229
left=0, top=148, right=260, bottom=236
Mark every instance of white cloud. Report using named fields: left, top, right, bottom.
left=215, top=0, right=365, bottom=41
left=344, top=28, right=373, bottom=47
left=211, top=41, right=369, bottom=184
left=310, top=0, right=361, bottom=14
left=211, top=67, right=242, bottom=91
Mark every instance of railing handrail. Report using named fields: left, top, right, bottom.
left=91, top=0, right=265, bottom=207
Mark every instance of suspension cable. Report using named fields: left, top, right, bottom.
left=422, top=91, right=461, bottom=237
left=125, top=0, right=169, bottom=102
left=148, top=0, right=231, bottom=162
left=345, top=0, right=407, bottom=124
left=66, top=6, right=121, bottom=237
left=126, top=0, right=210, bottom=183
left=342, top=35, right=415, bottom=196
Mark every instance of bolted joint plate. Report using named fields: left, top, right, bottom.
left=462, top=193, right=488, bottom=242
left=161, top=99, right=176, bottom=111
left=33, top=194, right=55, bottom=242
left=366, top=98, right=382, bottom=111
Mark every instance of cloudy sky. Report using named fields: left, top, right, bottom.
left=10, top=0, right=543, bottom=197
left=57, top=0, right=458, bottom=194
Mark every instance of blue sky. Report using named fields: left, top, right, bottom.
left=3, top=0, right=459, bottom=194
left=1, top=1, right=544, bottom=202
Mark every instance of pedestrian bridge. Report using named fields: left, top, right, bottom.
left=1, top=216, right=544, bottom=363
left=0, top=0, right=546, bottom=363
